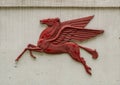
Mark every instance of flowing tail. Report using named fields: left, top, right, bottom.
left=79, top=45, right=98, bottom=59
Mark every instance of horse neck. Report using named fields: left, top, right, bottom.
left=50, top=22, right=60, bottom=29
left=46, top=22, right=60, bottom=39
left=39, top=22, right=60, bottom=40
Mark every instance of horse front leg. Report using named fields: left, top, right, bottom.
left=15, top=48, right=28, bottom=62
left=15, top=44, right=42, bottom=62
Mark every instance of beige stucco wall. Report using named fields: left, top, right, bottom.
left=0, top=1, right=120, bottom=85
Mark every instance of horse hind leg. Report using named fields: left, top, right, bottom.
left=65, top=42, right=92, bottom=75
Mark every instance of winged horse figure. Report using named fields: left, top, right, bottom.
left=15, top=16, right=104, bottom=75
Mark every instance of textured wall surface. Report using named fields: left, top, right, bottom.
left=0, top=0, right=120, bottom=7
left=0, top=1, right=120, bottom=85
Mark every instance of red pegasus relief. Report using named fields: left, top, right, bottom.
left=15, top=16, right=104, bottom=75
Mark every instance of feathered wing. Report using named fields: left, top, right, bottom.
left=48, top=26, right=104, bottom=45
left=61, top=15, right=94, bottom=28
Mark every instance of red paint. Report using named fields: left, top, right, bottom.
left=15, top=16, right=104, bottom=75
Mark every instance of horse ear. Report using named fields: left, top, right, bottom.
left=55, top=17, right=60, bottom=22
